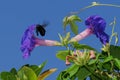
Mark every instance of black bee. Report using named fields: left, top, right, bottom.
left=36, top=22, right=48, bottom=36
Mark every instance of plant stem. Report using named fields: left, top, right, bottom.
left=68, top=2, right=120, bottom=16
left=109, top=17, right=116, bottom=44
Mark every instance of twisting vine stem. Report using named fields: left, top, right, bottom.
left=109, top=17, right=119, bottom=45
left=67, top=2, right=120, bottom=16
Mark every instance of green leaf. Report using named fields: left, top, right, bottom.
left=64, top=32, right=70, bottom=42
left=77, top=67, right=91, bottom=80
left=63, top=15, right=81, bottom=27
left=57, top=64, right=79, bottom=80
left=17, top=69, right=27, bottom=80
left=68, top=15, right=81, bottom=22
left=114, top=58, right=120, bottom=69
left=70, top=75, right=77, bottom=80
left=63, top=17, right=69, bottom=27
left=28, top=65, right=39, bottom=75
left=103, top=56, right=113, bottom=63
left=18, top=66, right=37, bottom=80
left=72, top=42, right=95, bottom=50
left=63, top=15, right=82, bottom=35
left=70, top=21, right=78, bottom=35
left=88, top=54, right=100, bottom=65
left=77, top=65, right=97, bottom=80
left=97, top=62, right=103, bottom=70
left=101, top=43, right=110, bottom=52
left=109, top=45, right=120, bottom=59
left=0, top=72, right=17, bottom=80
left=90, top=74, right=101, bottom=80
left=10, top=68, right=17, bottom=75
left=90, top=74, right=110, bottom=80
left=102, top=62, right=111, bottom=71
left=65, top=64, right=79, bottom=78
left=58, top=33, right=64, bottom=44
left=56, top=71, right=66, bottom=80
left=38, top=68, right=57, bottom=80
left=112, top=76, right=117, bottom=80
left=88, top=59, right=97, bottom=65
left=29, top=61, right=47, bottom=76
left=56, top=50, right=71, bottom=60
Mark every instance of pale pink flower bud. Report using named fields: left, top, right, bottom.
left=89, top=50, right=96, bottom=59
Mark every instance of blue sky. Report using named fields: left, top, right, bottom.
left=0, top=0, right=120, bottom=80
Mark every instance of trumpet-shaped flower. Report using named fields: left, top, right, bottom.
left=85, top=15, right=109, bottom=44
left=20, top=25, right=61, bottom=58
left=70, top=15, right=109, bottom=45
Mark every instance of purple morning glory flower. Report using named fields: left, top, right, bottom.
left=20, top=25, right=61, bottom=59
left=85, top=15, right=109, bottom=44
left=70, top=15, right=109, bottom=45
left=20, top=25, right=36, bottom=58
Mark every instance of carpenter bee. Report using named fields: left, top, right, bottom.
left=36, top=22, right=49, bottom=36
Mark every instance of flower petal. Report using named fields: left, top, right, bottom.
left=85, top=15, right=109, bottom=44
left=85, top=15, right=106, bottom=34
left=20, top=25, right=36, bottom=58
left=98, top=32, right=109, bottom=45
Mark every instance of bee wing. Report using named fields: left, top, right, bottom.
left=42, top=21, right=49, bottom=27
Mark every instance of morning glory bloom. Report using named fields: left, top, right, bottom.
left=20, top=25, right=61, bottom=58
left=70, top=15, right=109, bottom=45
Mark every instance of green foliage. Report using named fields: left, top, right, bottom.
left=114, top=58, right=120, bottom=69
left=63, top=15, right=82, bottom=35
left=77, top=67, right=91, bottom=80
left=28, top=61, right=47, bottom=76
left=0, top=72, right=17, bottom=80
left=64, top=32, right=70, bottom=43
left=103, top=56, right=113, bottom=63
left=56, top=50, right=71, bottom=61
left=18, top=66, right=37, bottom=80
left=71, top=42, right=96, bottom=50
left=58, top=32, right=71, bottom=46
left=10, top=68, right=17, bottom=75
left=69, top=21, right=79, bottom=35
left=0, top=62, right=57, bottom=80
left=77, top=65, right=96, bottom=80
left=109, top=45, right=120, bottom=59
left=88, top=54, right=100, bottom=65
left=57, top=33, right=120, bottom=80
left=57, top=17, right=120, bottom=79
left=57, top=64, right=79, bottom=80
